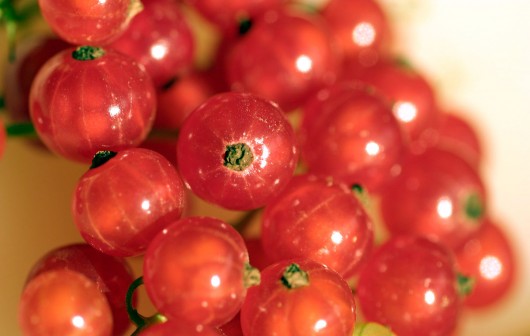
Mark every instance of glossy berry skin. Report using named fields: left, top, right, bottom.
left=379, top=147, right=487, bottom=249
left=219, top=312, right=244, bottom=336
left=177, top=92, right=298, bottom=210
left=322, top=0, right=391, bottom=68
left=154, top=70, right=221, bottom=131
left=240, top=259, right=356, bottom=336
left=435, top=110, right=483, bottom=169
left=261, top=174, right=373, bottom=279
left=354, top=58, right=440, bottom=151
left=25, top=243, right=135, bottom=335
left=138, top=321, right=226, bottom=335
left=72, top=148, right=186, bottom=257
left=18, top=269, right=113, bottom=336
left=300, top=82, right=405, bottom=192
left=455, top=218, right=516, bottom=308
left=3, top=36, right=70, bottom=122
left=186, top=0, right=286, bottom=36
left=143, top=216, right=253, bottom=326
left=225, top=9, right=341, bottom=112
left=29, top=46, right=156, bottom=163
left=110, top=0, right=195, bottom=88
left=38, top=0, right=133, bottom=45
left=356, top=235, right=460, bottom=336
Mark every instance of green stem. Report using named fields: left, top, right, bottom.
left=457, top=272, right=475, bottom=297
left=126, top=277, right=167, bottom=335
left=280, top=263, right=309, bottom=289
left=0, top=0, right=19, bottom=62
left=244, top=262, right=261, bottom=288
left=5, top=122, right=37, bottom=137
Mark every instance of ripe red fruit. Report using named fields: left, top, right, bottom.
left=177, top=92, right=298, bottom=210
left=455, top=218, right=516, bottom=308
left=240, top=259, right=356, bottom=336
left=225, top=9, right=341, bottom=112
left=143, top=216, right=259, bottom=326
left=322, top=0, right=391, bottom=68
left=353, top=58, right=441, bottom=151
left=357, top=235, right=461, bottom=336
left=379, top=147, right=487, bottom=249
left=300, top=81, right=406, bottom=192
left=72, top=148, right=186, bottom=257
left=24, top=243, right=135, bottom=335
left=29, top=46, right=156, bottom=163
left=37, top=0, right=136, bottom=45
left=261, top=174, right=373, bottom=279
left=110, top=0, right=195, bottom=88
left=435, top=110, right=484, bottom=169
left=18, top=269, right=113, bottom=336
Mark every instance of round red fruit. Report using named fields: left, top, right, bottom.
left=240, top=259, right=356, bottom=336
left=30, top=46, right=156, bottom=163
left=72, top=148, right=186, bottom=257
left=18, top=269, right=113, bottom=336
left=177, top=92, right=298, bottom=210
left=143, top=216, right=259, bottom=326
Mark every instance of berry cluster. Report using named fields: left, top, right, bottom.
left=0, top=0, right=517, bottom=335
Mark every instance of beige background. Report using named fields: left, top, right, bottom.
left=2, top=1, right=530, bottom=335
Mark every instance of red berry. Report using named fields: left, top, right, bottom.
left=225, top=9, right=341, bottom=112
left=300, top=81, right=406, bottom=192
left=73, top=148, right=186, bottom=257
left=455, top=218, right=516, bottom=308
left=240, top=259, right=356, bottom=336
left=261, top=174, right=373, bottom=279
left=357, top=235, right=461, bottom=336
left=143, top=216, right=258, bottom=326
left=29, top=46, right=156, bottom=163
left=322, top=0, right=391, bottom=68
left=435, top=110, right=484, bottom=169
left=24, top=243, right=135, bottom=335
left=110, top=0, right=195, bottom=88
left=18, top=269, right=113, bottom=336
left=177, top=92, right=298, bottom=210
left=37, top=0, right=135, bottom=45
left=354, top=58, right=441, bottom=151
left=186, top=0, right=286, bottom=36
left=379, top=147, right=487, bottom=249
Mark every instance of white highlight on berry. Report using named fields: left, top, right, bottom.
left=365, top=141, right=380, bottom=156
left=108, top=105, right=121, bottom=118
left=141, top=199, right=151, bottom=212
left=210, top=275, right=221, bottom=288
left=71, top=315, right=85, bottom=329
left=436, top=197, right=453, bottom=219
left=256, top=138, right=269, bottom=168
left=393, top=101, right=418, bottom=123
left=331, top=231, right=343, bottom=245
left=352, top=22, right=376, bottom=47
left=424, top=290, right=436, bottom=305
left=480, top=255, right=503, bottom=280
left=314, top=319, right=327, bottom=332
left=295, top=55, right=313, bottom=73
left=150, top=42, right=169, bottom=60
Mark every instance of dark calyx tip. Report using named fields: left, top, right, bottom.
left=90, top=151, right=117, bottom=169
left=72, top=46, right=106, bottom=61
